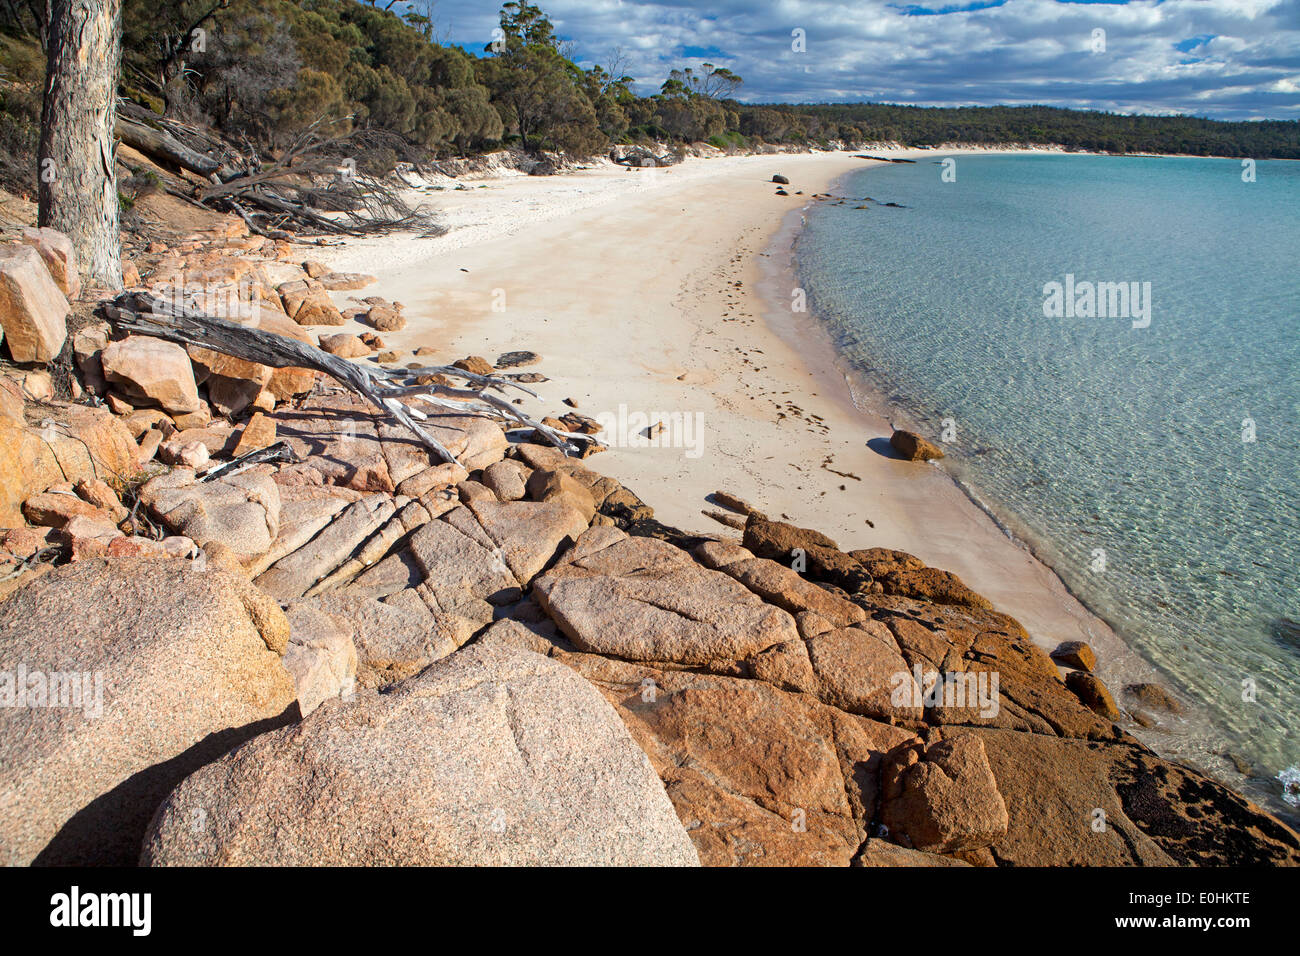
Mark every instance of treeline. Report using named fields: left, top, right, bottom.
left=748, top=103, right=1299, bottom=159
left=1, top=0, right=1296, bottom=196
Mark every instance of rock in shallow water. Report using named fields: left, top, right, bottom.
left=889, top=428, right=944, bottom=461
left=1051, top=640, right=1097, bottom=672
left=1066, top=670, right=1121, bottom=720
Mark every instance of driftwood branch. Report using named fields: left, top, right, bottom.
left=377, top=383, right=597, bottom=451
left=202, top=440, right=299, bottom=483
left=100, top=293, right=587, bottom=464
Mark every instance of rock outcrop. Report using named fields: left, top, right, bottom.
left=20, top=227, right=79, bottom=299
left=534, top=527, right=799, bottom=665
left=879, top=732, right=1009, bottom=853
left=0, top=399, right=140, bottom=528
left=139, top=468, right=281, bottom=566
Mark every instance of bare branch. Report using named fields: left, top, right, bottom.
left=100, top=292, right=593, bottom=466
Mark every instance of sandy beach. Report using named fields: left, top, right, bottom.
left=302, top=147, right=1168, bottom=694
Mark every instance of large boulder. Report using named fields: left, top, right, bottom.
left=482, top=459, right=529, bottom=501
left=1066, top=670, right=1121, bottom=720
left=0, top=559, right=296, bottom=865
left=319, top=272, right=375, bottom=292
left=879, top=567, right=991, bottom=609
left=534, top=527, right=799, bottom=665
left=742, top=517, right=837, bottom=559
left=21, top=491, right=112, bottom=529
left=186, top=342, right=272, bottom=417
left=141, top=644, right=699, bottom=866
left=317, top=333, right=371, bottom=358
left=21, top=227, right=80, bottom=299
left=101, top=335, right=201, bottom=414
left=279, top=284, right=344, bottom=326
left=1051, top=640, right=1097, bottom=672
left=0, top=243, right=68, bottom=362
left=525, top=468, right=596, bottom=522
left=365, top=306, right=405, bottom=332
left=256, top=310, right=317, bottom=398
left=849, top=547, right=926, bottom=577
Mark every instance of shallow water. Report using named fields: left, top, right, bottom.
left=796, top=153, right=1299, bottom=814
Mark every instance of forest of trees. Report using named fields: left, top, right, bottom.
left=759, top=103, right=1300, bottom=159
left=2, top=0, right=1296, bottom=204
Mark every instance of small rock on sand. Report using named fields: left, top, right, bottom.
left=496, top=350, right=540, bottom=368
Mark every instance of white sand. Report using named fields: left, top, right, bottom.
left=305, top=148, right=1163, bottom=686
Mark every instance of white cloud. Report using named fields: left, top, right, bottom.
left=422, top=0, right=1300, bottom=119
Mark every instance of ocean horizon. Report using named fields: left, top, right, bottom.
left=795, top=153, right=1299, bottom=816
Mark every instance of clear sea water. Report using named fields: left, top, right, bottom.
left=795, top=154, right=1299, bottom=815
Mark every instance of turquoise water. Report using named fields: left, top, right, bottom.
left=796, top=154, right=1299, bottom=814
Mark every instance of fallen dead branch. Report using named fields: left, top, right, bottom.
left=101, top=292, right=594, bottom=465
left=201, top=440, right=300, bottom=483
left=115, top=103, right=436, bottom=237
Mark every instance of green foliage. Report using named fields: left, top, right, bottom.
left=707, top=130, right=748, bottom=151
left=735, top=102, right=1300, bottom=159
left=661, top=64, right=742, bottom=100
left=653, top=94, right=726, bottom=142
left=112, top=0, right=507, bottom=155
left=476, top=2, right=602, bottom=154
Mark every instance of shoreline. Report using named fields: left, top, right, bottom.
left=766, top=154, right=1256, bottom=799
left=301, top=148, right=1244, bottom=798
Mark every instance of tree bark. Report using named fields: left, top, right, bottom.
left=38, top=0, right=123, bottom=290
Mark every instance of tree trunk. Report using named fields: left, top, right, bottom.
left=38, top=0, right=123, bottom=291
left=116, top=116, right=230, bottom=179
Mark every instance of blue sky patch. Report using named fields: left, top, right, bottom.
left=892, top=1, right=1006, bottom=15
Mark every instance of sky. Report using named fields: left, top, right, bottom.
left=412, top=0, right=1300, bottom=120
